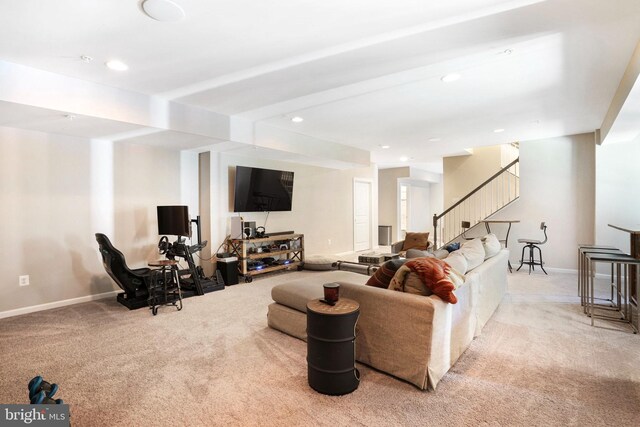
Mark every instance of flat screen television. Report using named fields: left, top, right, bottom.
left=233, top=166, right=294, bottom=212
left=157, top=205, right=191, bottom=237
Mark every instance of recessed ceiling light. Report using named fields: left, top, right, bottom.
left=428, top=138, right=441, bottom=142
left=493, top=128, right=505, bottom=133
left=291, top=116, right=304, bottom=123
left=441, top=73, right=461, bottom=83
left=400, top=156, right=409, bottom=162
left=380, top=145, right=390, bottom=149
left=105, top=60, right=128, bottom=71
left=80, top=55, right=93, bottom=63
left=142, top=0, right=185, bottom=22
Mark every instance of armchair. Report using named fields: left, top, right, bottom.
left=390, top=232, right=431, bottom=255
left=95, top=233, right=152, bottom=309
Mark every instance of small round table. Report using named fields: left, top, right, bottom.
left=148, top=260, right=182, bottom=315
left=306, top=298, right=360, bottom=395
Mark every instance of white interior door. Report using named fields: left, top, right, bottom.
left=353, top=179, right=372, bottom=252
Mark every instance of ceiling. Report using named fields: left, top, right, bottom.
left=1, top=0, right=639, bottom=172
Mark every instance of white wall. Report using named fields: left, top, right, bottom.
left=409, top=184, right=430, bottom=232
left=378, top=167, right=441, bottom=242
left=0, top=126, right=193, bottom=315
left=492, top=133, right=596, bottom=270
left=205, top=152, right=378, bottom=256
left=378, top=167, right=409, bottom=241
left=595, top=138, right=640, bottom=252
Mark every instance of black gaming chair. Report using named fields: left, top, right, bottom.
left=95, top=233, right=151, bottom=309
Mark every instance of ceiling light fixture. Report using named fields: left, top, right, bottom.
left=291, top=116, right=304, bottom=123
left=380, top=145, right=390, bottom=149
left=64, top=114, right=75, bottom=121
left=105, top=60, right=128, bottom=71
left=503, top=49, right=513, bottom=55
left=428, top=138, right=441, bottom=142
left=493, top=128, right=505, bottom=133
left=400, top=156, right=409, bottom=162
left=141, top=0, right=185, bottom=22
left=80, top=55, right=93, bottom=63
left=441, top=73, right=461, bottom=83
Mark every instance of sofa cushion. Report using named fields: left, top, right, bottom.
left=389, top=257, right=458, bottom=303
left=389, top=267, right=432, bottom=296
left=401, top=232, right=430, bottom=251
left=459, top=238, right=485, bottom=271
left=303, top=255, right=337, bottom=271
left=434, top=249, right=450, bottom=259
left=481, top=234, right=501, bottom=259
left=271, top=271, right=369, bottom=312
left=271, top=280, right=324, bottom=312
left=406, top=248, right=434, bottom=259
left=444, top=251, right=468, bottom=275
left=365, top=258, right=407, bottom=288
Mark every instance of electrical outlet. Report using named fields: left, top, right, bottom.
left=19, top=275, right=30, bottom=286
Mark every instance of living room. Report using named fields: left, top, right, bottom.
left=1, top=1, right=640, bottom=425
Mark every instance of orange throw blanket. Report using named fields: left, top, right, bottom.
left=405, top=257, right=458, bottom=304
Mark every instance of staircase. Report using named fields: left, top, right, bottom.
left=433, top=157, right=520, bottom=248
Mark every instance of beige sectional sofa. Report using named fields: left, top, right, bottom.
left=267, top=248, right=509, bottom=390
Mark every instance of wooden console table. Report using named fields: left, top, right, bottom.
left=226, top=233, right=304, bottom=282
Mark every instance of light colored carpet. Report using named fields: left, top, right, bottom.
left=0, top=270, right=638, bottom=426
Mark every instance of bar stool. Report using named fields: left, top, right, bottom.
left=577, top=245, right=624, bottom=310
left=461, top=221, right=475, bottom=240
left=517, top=222, right=548, bottom=274
left=585, top=252, right=639, bottom=333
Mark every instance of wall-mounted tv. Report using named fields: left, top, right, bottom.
left=233, top=166, right=294, bottom=212
left=157, top=205, right=191, bottom=237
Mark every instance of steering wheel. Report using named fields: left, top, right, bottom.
left=158, top=236, right=170, bottom=255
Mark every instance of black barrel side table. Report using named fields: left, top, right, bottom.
left=306, top=298, right=360, bottom=395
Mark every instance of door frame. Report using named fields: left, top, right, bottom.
left=353, top=178, right=373, bottom=252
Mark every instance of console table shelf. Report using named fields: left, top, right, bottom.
left=226, top=233, right=304, bottom=282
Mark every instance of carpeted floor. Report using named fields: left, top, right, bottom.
left=0, top=270, right=638, bottom=426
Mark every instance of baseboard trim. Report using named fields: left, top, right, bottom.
left=545, top=267, right=578, bottom=274
left=0, top=290, right=120, bottom=320
left=509, top=266, right=617, bottom=279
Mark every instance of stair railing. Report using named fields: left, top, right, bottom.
left=433, top=157, right=520, bottom=248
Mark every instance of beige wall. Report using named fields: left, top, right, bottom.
left=0, top=126, right=185, bottom=314
left=0, top=125, right=378, bottom=315
left=205, top=152, right=379, bottom=256
left=443, top=145, right=503, bottom=209
left=492, top=133, right=596, bottom=270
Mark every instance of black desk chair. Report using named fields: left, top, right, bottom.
left=517, top=222, right=548, bottom=274
left=95, top=233, right=152, bottom=309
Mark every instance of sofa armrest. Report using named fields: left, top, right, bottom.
left=390, top=240, right=405, bottom=253
left=338, top=283, right=436, bottom=389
